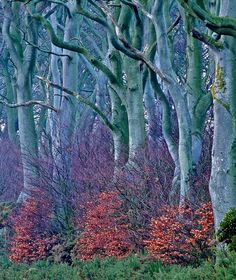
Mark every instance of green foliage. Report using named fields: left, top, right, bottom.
left=217, top=207, right=236, bottom=251
left=0, top=202, right=15, bottom=227
left=0, top=202, right=15, bottom=257
left=0, top=253, right=236, bottom=280
left=50, top=239, right=75, bottom=264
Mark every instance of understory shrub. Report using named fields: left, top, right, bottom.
left=9, top=190, right=54, bottom=263
left=145, top=202, right=214, bottom=264
left=0, top=202, right=15, bottom=255
left=217, top=207, right=236, bottom=251
left=73, top=191, right=133, bottom=260
left=50, top=239, right=75, bottom=264
left=0, top=202, right=15, bottom=228
left=8, top=187, right=215, bottom=266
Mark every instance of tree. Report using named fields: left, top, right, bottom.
left=179, top=0, right=236, bottom=228
left=2, top=0, right=39, bottom=201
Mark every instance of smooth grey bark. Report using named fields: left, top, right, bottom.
left=14, top=73, right=38, bottom=202
left=110, top=89, right=129, bottom=165
left=49, top=7, right=62, bottom=148
left=144, top=75, right=161, bottom=142
left=48, top=1, right=80, bottom=232
left=75, top=92, right=96, bottom=142
left=59, top=3, right=79, bottom=174
left=182, top=7, right=212, bottom=170
left=37, top=79, right=50, bottom=147
left=209, top=1, right=236, bottom=229
left=2, top=1, right=39, bottom=201
left=118, top=4, right=146, bottom=162
left=153, top=0, right=192, bottom=205
left=61, top=2, right=79, bottom=138
left=96, top=72, right=109, bottom=112
left=143, top=8, right=180, bottom=202
left=34, top=1, right=147, bottom=165
left=107, top=45, right=129, bottom=165
left=49, top=1, right=80, bottom=179
left=125, top=59, right=146, bottom=160
left=185, top=17, right=204, bottom=167
left=78, top=56, right=109, bottom=141
left=149, top=68, right=181, bottom=204
left=2, top=52, right=18, bottom=143
left=143, top=9, right=159, bottom=144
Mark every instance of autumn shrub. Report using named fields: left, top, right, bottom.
left=36, top=125, right=114, bottom=234
left=73, top=191, right=133, bottom=260
left=217, top=207, right=236, bottom=251
left=105, top=142, right=175, bottom=250
left=145, top=202, right=214, bottom=265
left=188, top=202, right=214, bottom=251
left=9, top=189, right=54, bottom=263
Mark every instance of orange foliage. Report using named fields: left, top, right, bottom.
left=9, top=191, right=53, bottom=263
left=188, top=202, right=214, bottom=248
left=145, top=202, right=214, bottom=264
left=74, top=191, right=133, bottom=260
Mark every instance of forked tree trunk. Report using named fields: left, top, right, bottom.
left=153, top=0, right=192, bottom=205
left=2, top=1, right=39, bottom=201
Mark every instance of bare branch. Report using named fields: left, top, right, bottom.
left=131, top=0, right=153, bottom=20
left=77, top=1, right=169, bottom=82
left=22, top=36, right=72, bottom=58
left=178, top=0, right=236, bottom=37
left=167, top=15, right=181, bottom=34
left=33, top=14, right=119, bottom=85
left=37, top=76, right=115, bottom=131
left=46, top=0, right=72, bottom=18
left=97, top=1, right=169, bottom=82
left=0, top=99, right=58, bottom=112
left=192, top=29, right=224, bottom=50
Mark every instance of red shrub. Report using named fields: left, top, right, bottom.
left=188, top=202, right=214, bottom=248
left=9, top=190, right=53, bottom=263
left=145, top=202, right=214, bottom=265
left=74, top=191, right=133, bottom=260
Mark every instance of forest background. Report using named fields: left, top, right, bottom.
left=0, top=0, right=236, bottom=277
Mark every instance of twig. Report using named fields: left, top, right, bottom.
left=167, top=15, right=181, bottom=34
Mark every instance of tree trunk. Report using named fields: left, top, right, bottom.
left=2, top=0, right=39, bottom=201
left=144, top=75, right=161, bottom=142
left=16, top=71, right=38, bottom=201
left=209, top=1, right=236, bottom=228
left=125, top=60, right=146, bottom=161
left=2, top=52, right=18, bottom=143
left=110, top=89, right=129, bottom=166
left=153, top=0, right=192, bottom=205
